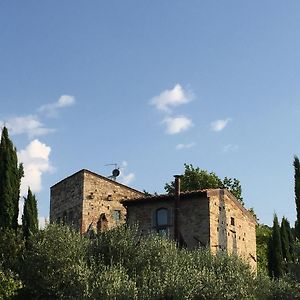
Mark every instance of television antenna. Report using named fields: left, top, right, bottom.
left=105, top=163, right=120, bottom=181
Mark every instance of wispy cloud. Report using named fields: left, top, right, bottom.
left=38, top=95, right=75, bottom=117
left=119, top=173, right=135, bottom=185
left=150, top=84, right=193, bottom=113
left=210, top=118, right=231, bottom=132
left=223, top=144, right=239, bottom=153
left=18, top=139, right=53, bottom=196
left=118, top=161, right=135, bottom=185
left=176, top=142, right=196, bottom=150
left=163, top=116, right=193, bottom=135
left=0, top=115, right=54, bottom=138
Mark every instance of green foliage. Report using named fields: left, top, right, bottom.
left=0, top=224, right=298, bottom=299
left=88, top=264, right=138, bottom=300
left=269, top=214, right=284, bottom=278
left=0, top=229, right=25, bottom=271
left=0, top=269, right=22, bottom=300
left=22, top=188, right=38, bottom=240
left=222, top=176, right=243, bottom=204
left=165, top=164, right=244, bottom=203
left=0, top=127, right=23, bottom=230
left=20, top=224, right=90, bottom=299
left=294, top=156, right=300, bottom=239
left=256, top=224, right=272, bottom=273
left=281, top=217, right=293, bottom=263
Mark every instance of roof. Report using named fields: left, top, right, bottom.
left=50, top=169, right=144, bottom=195
left=121, top=189, right=208, bottom=204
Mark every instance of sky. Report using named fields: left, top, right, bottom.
left=1, top=1, right=300, bottom=227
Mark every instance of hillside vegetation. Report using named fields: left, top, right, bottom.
left=1, top=224, right=300, bottom=300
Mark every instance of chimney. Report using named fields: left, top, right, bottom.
left=174, top=175, right=181, bottom=197
left=173, top=175, right=181, bottom=243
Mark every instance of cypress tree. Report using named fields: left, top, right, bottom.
left=294, top=156, right=300, bottom=239
left=280, top=217, right=291, bottom=262
left=22, top=188, right=38, bottom=239
left=286, top=219, right=295, bottom=262
left=0, top=127, right=23, bottom=230
left=269, top=214, right=284, bottom=278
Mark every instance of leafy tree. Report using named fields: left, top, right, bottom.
left=222, top=176, right=243, bottom=204
left=269, top=214, right=284, bottom=278
left=0, top=229, right=25, bottom=272
left=11, top=224, right=300, bottom=299
left=165, top=164, right=244, bottom=203
left=0, top=127, right=23, bottom=230
left=20, top=224, right=90, bottom=299
left=294, top=156, right=300, bottom=239
left=256, top=224, right=272, bottom=273
left=0, top=269, right=22, bottom=300
left=22, top=188, right=38, bottom=240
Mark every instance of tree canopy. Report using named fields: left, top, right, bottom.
left=165, top=164, right=244, bottom=204
left=294, top=156, right=300, bottom=239
left=0, top=127, right=23, bottom=231
left=22, top=188, right=38, bottom=240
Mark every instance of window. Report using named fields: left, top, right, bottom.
left=156, top=208, right=169, bottom=236
left=113, top=210, right=121, bottom=222
left=231, top=217, right=235, bottom=226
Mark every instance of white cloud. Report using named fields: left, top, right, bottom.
left=150, top=84, right=193, bottom=113
left=176, top=142, right=196, bottom=150
left=0, top=115, right=54, bottom=138
left=18, top=139, right=53, bottom=196
left=223, top=144, right=239, bottom=153
left=38, top=95, right=75, bottom=116
left=117, top=161, right=135, bottom=185
left=39, top=216, right=48, bottom=229
left=119, top=173, right=135, bottom=185
left=121, top=161, right=128, bottom=168
left=210, top=118, right=231, bottom=132
left=163, top=116, right=193, bottom=134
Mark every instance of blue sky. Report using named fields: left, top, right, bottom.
left=1, top=1, right=300, bottom=226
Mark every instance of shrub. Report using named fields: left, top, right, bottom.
left=0, top=269, right=22, bottom=300
left=19, top=224, right=90, bottom=299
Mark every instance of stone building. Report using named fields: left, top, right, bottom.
left=122, top=177, right=257, bottom=270
left=50, top=170, right=257, bottom=270
left=50, top=169, right=144, bottom=234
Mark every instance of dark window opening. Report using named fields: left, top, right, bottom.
left=62, top=211, right=67, bottom=224
left=156, top=208, right=169, bottom=236
left=113, top=210, right=121, bottom=222
left=97, top=213, right=108, bottom=232
left=231, top=217, right=235, bottom=226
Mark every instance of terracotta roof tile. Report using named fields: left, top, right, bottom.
left=121, top=189, right=209, bottom=204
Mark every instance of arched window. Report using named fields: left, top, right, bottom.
left=97, top=213, right=108, bottom=233
left=156, top=208, right=169, bottom=236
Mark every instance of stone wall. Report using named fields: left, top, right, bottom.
left=50, top=169, right=143, bottom=234
left=126, top=199, right=175, bottom=236
left=50, top=170, right=84, bottom=231
left=124, top=189, right=257, bottom=271
left=208, top=189, right=257, bottom=270
left=177, top=195, right=210, bottom=248
left=81, top=170, right=143, bottom=233
left=124, top=193, right=210, bottom=248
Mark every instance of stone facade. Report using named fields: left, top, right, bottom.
left=123, top=189, right=257, bottom=270
left=50, top=169, right=144, bottom=234
left=50, top=170, right=257, bottom=270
